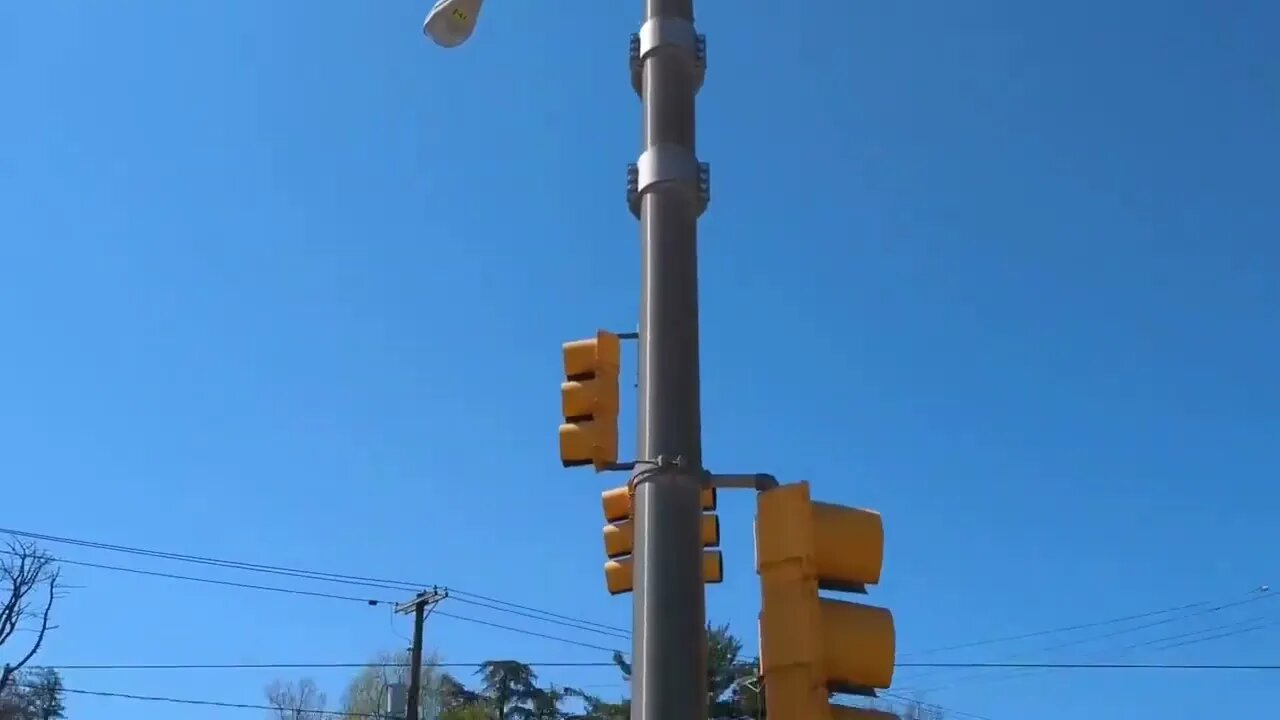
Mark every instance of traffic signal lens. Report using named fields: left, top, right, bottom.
left=820, top=599, right=895, bottom=690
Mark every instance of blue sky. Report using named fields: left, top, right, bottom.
left=2, top=1, right=1277, bottom=719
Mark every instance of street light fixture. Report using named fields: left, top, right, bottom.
left=422, top=0, right=483, bottom=48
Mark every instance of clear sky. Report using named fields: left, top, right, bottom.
left=2, top=1, right=1277, bottom=719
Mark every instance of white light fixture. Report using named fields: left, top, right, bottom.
left=423, top=0, right=484, bottom=48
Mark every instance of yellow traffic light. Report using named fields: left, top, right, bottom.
left=604, top=551, right=723, bottom=596
left=559, top=331, right=621, bottom=471
left=756, top=481, right=895, bottom=720
left=599, top=484, right=721, bottom=594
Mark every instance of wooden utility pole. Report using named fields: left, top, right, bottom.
left=395, top=588, right=447, bottom=720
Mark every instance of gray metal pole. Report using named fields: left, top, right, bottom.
left=628, top=1, right=707, bottom=720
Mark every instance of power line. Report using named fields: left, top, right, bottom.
left=5, top=550, right=627, bottom=656
left=1152, top=620, right=1280, bottom=651
left=881, top=691, right=996, bottom=720
left=432, top=610, right=625, bottom=655
left=897, top=598, right=1212, bottom=658
left=4, top=553, right=394, bottom=606
left=0, top=526, right=629, bottom=637
left=34, top=681, right=1017, bottom=720
left=34, top=661, right=619, bottom=670
left=901, top=662, right=1280, bottom=670
left=895, top=587, right=1273, bottom=689
left=1018, top=590, right=1275, bottom=658
left=29, top=660, right=1280, bottom=672
left=30, top=673, right=992, bottom=720
left=901, top=590, right=1278, bottom=694
left=447, top=588, right=628, bottom=636
left=25, top=684, right=384, bottom=719
left=448, top=595, right=630, bottom=640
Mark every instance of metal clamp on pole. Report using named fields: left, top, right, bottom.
left=629, top=17, right=707, bottom=97
left=626, top=455, right=702, bottom=498
left=627, top=144, right=711, bottom=219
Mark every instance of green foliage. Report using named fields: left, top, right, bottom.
left=330, top=624, right=932, bottom=720
left=574, top=623, right=761, bottom=720
left=475, top=660, right=541, bottom=720
left=439, top=706, right=491, bottom=720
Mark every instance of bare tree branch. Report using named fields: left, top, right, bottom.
left=266, top=678, right=329, bottom=720
left=0, top=539, right=61, bottom=694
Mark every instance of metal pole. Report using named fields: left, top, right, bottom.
left=629, top=0, right=707, bottom=719
left=405, top=600, right=425, bottom=720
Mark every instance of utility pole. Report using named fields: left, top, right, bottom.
left=627, top=1, right=708, bottom=720
left=395, top=588, right=447, bottom=720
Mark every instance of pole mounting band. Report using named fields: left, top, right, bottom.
left=626, top=455, right=705, bottom=499
left=626, top=144, right=710, bottom=218
left=628, top=19, right=706, bottom=97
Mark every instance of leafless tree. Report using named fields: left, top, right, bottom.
left=340, top=649, right=444, bottom=720
left=0, top=540, right=60, bottom=694
left=266, top=678, right=329, bottom=720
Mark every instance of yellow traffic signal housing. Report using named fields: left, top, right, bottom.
left=605, top=551, right=723, bottom=596
left=756, top=481, right=895, bottom=720
left=599, top=484, right=721, bottom=594
left=559, top=331, right=621, bottom=471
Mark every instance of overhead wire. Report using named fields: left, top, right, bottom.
left=17, top=527, right=1275, bottom=720
left=895, top=587, right=1272, bottom=687
left=901, top=589, right=1278, bottom=694
left=32, top=661, right=619, bottom=670
left=430, top=611, right=625, bottom=654
left=0, top=526, right=629, bottom=637
left=21, top=683, right=385, bottom=719
left=880, top=691, right=997, bottom=720
left=0, top=550, right=627, bottom=656
left=6, top=553, right=394, bottom=606
left=24, top=670, right=995, bottom=720
left=446, top=595, right=630, bottom=640
left=27, top=660, right=1280, bottom=672
left=33, top=660, right=1280, bottom=720
left=26, top=681, right=1058, bottom=720
left=896, top=597, right=1212, bottom=658
left=1152, top=620, right=1280, bottom=651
